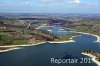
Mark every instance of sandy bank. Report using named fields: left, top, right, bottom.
left=0, top=42, right=46, bottom=52
left=35, top=26, right=54, bottom=29
left=48, top=40, right=75, bottom=43
left=0, top=47, right=20, bottom=52
left=0, top=35, right=77, bottom=52
left=0, top=42, right=46, bottom=47
left=0, top=39, right=75, bottom=52
left=82, top=53, right=100, bottom=66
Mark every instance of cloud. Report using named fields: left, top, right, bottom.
left=73, top=0, right=80, bottom=4
left=34, top=0, right=100, bottom=8
left=23, top=1, right=33, bottom=6
left=0, top=0, right=99, bottom=9
left=67, top=0, right=81, bottom=4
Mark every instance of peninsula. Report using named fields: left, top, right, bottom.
left=82, top=50, right=100, bottom=66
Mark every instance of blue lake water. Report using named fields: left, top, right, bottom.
left=0, top=26, right=100, bottom=66
left=38, top=26, right=74, bottom=35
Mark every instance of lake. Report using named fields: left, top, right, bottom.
left=0, top=26, right=100, bottom=66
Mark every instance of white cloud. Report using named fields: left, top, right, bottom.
left=23, top=1, right=33, bottom=6
left=67, top=0, right=81, bottom=4
left=0, top=0, right=99, bottom=9
left=73, top=0, right=80, bottom=4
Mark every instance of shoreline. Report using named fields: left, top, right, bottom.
left=82, top=53, right=100, bottom=66
left=76, top=32, right=100, bottom=43
left=36, top=26, right=100, bottom=43
left=47, top=40, right=75, bottom=43
left=1, top=31, right=100, bottom=53
left=0, top=47, right=21, bottom=52
left=0, top=36, right=76, bottom=52
left=35, top=26, right=54, bottom=29
left=0, top=42, right=46, bottom=53
left=1, top=30, right=100, bottom=53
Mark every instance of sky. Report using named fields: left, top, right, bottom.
left=0, top=0, right=100, bottom=13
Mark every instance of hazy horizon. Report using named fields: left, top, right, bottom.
left=0, top=0, right=100, bottom=14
